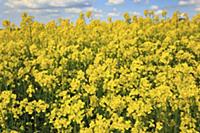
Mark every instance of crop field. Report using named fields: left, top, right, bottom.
left=0, top=12, right=200, bottom=132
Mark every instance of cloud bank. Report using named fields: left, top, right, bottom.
left=107, top=0, right=124, bottom=5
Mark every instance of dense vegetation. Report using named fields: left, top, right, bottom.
left=0, top=11, right=200, bottom=132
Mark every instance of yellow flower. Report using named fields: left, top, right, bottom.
left=156, top=122, right=163, bottom=131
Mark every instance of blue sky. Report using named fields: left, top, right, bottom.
left=0, top=0, right=200, bottom=27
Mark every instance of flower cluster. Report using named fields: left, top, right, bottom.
left=0, top=11, right=200, bottom=132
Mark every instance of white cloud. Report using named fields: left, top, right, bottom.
left=108, top=0, right=124, bottom=5
left=107, top=10, right=140, bottom=18
left=151, top=5, right=159, bottom=10
left=130, top=11, right=141, bottom=16
left=192, top=0, right=200, bottom=4
left=133, top=0, right=141, bottom=3
left=94, top=13, right=103, bottom=18
left=64, top=8, right=82, bottom=14
left=113, top=8, right=117, bottom=12
left=4, top=0, right=93, bottom=16
left=86, top=7, right=102, bottom=13
left=13, top=8, right=59, bottom=14
left=5, top=0, right=89, bottom=8
left=108, top=12, right=120, bottom=17
left=64, top=7, right=103, bottom=18
left=195, top=7, right=200, bottom=11
left=45, top=9, right=59, bottom=13
left=178, top=1, right=189, bottom=5
left=178, top=0, right=200, bottom=12
left=88, top=7, right=103, bottom=18
left=49, top=0, right=82, bottom=7
left=178, top=0, right=200, bottom=5
left=107, top=8, right=120, bottom=17
left=3, top=10, right=10, bottom=14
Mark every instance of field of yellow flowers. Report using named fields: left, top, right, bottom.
left=0, top=11, right=200, bottom=132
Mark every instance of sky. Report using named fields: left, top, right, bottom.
left=0, top=0, right=200, bottom=27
